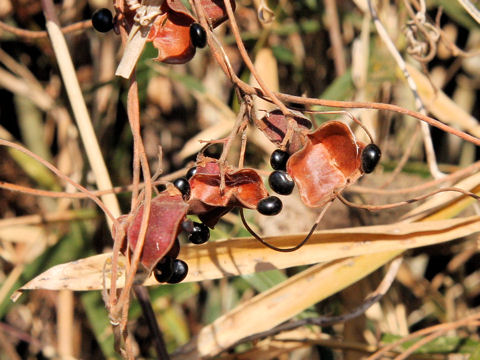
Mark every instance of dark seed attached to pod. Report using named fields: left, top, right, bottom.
left=257, top=196, right=283, bottom=216
left=268, top=170, right=295, bottom=195
left=153, top=256, right=174, bottom=283
left=361, top=144, right=381, bottom=174
left=270, top=149, right=290, bottom=171
left=173, top=177, right=191, bottom=200
left=167, top=259, right=189, bottom=284
left=188, top=222, right=210, bottom=244
left=190, top=23, right=207, bottom=48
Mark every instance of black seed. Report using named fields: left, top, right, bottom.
left=268, top=170, right=295, bottom=195
left=257, top=196, right=283, bottom=216
left=186, top=166, right=197, bottom=180
left=190, top=23, right=207, bottom=48
left=270, top=149, right=289, bottom=171
left=167, top=259, right=189, bottom=284
left=173, top=177, right=191, bottom=200
left=188, top=222, right=210, bottom=244
left=153, top=257, right=174, bottom=283
left=361, top=144, right=381, bottom=174
left=92, top=8, right=114, bottom=33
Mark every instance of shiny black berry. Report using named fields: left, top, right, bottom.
left=270, top=149, right=289, bottom=171
left=153, top=257, right=174, bottom=283
left=92, top=8, right=114, bottom=33
left=257, top=196, right=282, bottom=216
left=186, top=166, right=197, bottom=180
left=173, top=177, right=191, bottom=200
left=361, top=144, right=381, bottom=174
left=190, top=23, right=207, bottom=48
left=167, top=259, right=189, bottom=284
left=188, top=222, right=210, bottom=244
left=268, top=170, right=295, bottom=195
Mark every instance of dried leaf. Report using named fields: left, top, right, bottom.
left=15, top=216, right=480, bottom=293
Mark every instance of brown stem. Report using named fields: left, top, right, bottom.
left=0, top=19, right=92, bottom=39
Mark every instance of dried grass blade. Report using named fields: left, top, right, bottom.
left=172, top=251, right=401, bottom=359
left=406, top=64, right=480, bottom=138
left=14, top=216, right=480, bottom=293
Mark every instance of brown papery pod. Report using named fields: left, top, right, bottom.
left=189, top=157, right=268, bottom=227
left=287, top=121, right=365, bottom=208
left=166, top=0, right=236, bottom=27
left=126, top=188, right=189, bottom=272
left=258, top=109, right=312, bottom=154
left=148, top=2, right=196, bottom=64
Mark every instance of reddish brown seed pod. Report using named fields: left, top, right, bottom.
left=258, top=109, right=312, bottom=154
left=188, top=156, right=269, bottom=227
left=147, top=2, right=196, bottom=64
left=144, top=0, right=236, bottom=64
left=287, top=121, right=366, bottom=208
left=125, top=187, right=189, bottom=272
left=165, top=0, right=236, bottom=27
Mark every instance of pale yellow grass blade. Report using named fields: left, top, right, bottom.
left=15, top=216, right=480, bottom=294
left=172, top=251, right=401, bottom=359
left=406, top=63, right=480, bottom=137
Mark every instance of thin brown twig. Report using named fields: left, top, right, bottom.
left=0, top=139, right=116, bottom=223
left=0, top=19, right=92, bottom=39
left=218, top=102, right=248, bottom=192
left=380, top=121, right=421, bottom=189
left=338, top=187, right=480, bottom=211
left=349, top=159, right=480, bottom=195
left=366, top=313, right=480, bottom=360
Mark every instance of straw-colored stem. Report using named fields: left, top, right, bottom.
left=41, top=0, right=121, bottom=225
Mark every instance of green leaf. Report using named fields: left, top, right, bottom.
left=242, top=269, right=287, bottom=292
left=272, top=45, right=295, bottom=64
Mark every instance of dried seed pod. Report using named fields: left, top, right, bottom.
left=126, top=189, right=189, bottom=272
left=188, top=157, right=269, bottom=226
left=257, top=109, right=312, bottom=154
left=287, top=121, right=366, bottom=208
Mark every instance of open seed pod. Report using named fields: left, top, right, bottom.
left=257, top=109, right=312, bottom=154
left=287, top=121, right=366, bottom=207
left=147, top=0, right=236, bottom=63
left=189, top=157, right=269, bottom=227
left=147, top=2, right=196, bottom=64
left=166, top=0, right=236, bottom=27
left=126, top=187, right=189, bottom=273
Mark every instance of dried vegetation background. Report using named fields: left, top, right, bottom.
left=1, top=0, right=480, bottom=359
